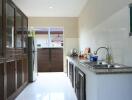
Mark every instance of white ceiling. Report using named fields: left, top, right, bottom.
left=12, top=0, right=88, bottom=17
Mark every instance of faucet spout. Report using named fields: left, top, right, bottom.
left=94, top=47, right=111, bottom=64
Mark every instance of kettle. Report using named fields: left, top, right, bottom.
left=70, top=48, right=78, bottom=56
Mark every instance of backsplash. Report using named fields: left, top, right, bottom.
left=79, top=0, right=132, bottom=66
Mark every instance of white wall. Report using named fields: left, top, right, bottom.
left=79, top=0, right=132, bottom=66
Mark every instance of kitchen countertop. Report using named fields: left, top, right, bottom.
left=67, top=56, right=132, bottom=74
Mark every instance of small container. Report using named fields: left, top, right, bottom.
left=90, top=55, right=98, bottom=62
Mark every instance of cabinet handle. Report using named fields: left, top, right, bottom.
left=78, top=71, right=84, bottom=77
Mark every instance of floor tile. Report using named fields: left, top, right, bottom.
left=15, top=72, right=77, bottom=100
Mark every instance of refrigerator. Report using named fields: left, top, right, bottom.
left=28, top=37, right=38, bottom=82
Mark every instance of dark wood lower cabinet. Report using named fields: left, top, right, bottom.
left=23, top=55, right=28, bottom=83
left=38, top=48, right=63, bottom=72
left=0, top=62, right=4, bottom=100
left=0, top=54, right=28, bottom=100
left=6, top=61, right=16, bottom=98
left=75, top=67, right=86, bottom=100
left=17, top=60, right=23, bottom=89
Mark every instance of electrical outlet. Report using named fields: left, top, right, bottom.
left=129, top=32, right=132, bottom=36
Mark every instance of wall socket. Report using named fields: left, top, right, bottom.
left=129, top=32, right=132, bottom=36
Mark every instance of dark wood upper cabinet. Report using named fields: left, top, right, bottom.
left=15, top=10, right=22, bottom=48
left=0, top=0, right=28, bottom=99
left=0, top=0, right=2, bottom=56
left=6, top=1, right=15, bottom=48
left=23, top=16, right=28, bottom=53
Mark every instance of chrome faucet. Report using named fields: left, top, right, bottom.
left=94, top=47, right=111, bottom=64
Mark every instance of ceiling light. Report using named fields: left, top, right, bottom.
left=49, top=6, right=53, bottom=9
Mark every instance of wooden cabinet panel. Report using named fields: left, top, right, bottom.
left=37, top=48, right=49, bottom=72
left=0, top=0, right=2, bottom=56
left=38, top=62, right=50, bottom=72
left=6, top=61, right=16, bottom=98
left=0, top=62, right=4, bottom=100
left=17, top=60, right=23, bottom=88
left=38, top=48, right=63, bottom=72
left=22, top=55, right=28, bottom=83
left=51, top=48, right=63, bottom=72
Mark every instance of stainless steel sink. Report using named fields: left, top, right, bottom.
left=92, top=64, right=113, bottom=69
left=80, top=60, right=131, bottom=69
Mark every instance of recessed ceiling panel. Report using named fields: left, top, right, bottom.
left=12, top=0, right=88, bottom=17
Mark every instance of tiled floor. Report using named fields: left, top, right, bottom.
left=15, top=72, right=77, bottom=100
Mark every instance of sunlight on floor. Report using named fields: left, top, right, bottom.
left=38, top=92, right=64, bottom=100
left=15, top=72, right=77, bottom=100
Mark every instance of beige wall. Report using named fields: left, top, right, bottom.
left=28, top=17, right=79, bottom=72
left=79, top=0, right=132, bottom=66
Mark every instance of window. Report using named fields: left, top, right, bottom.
left=34, top=27, right=63, bottom=48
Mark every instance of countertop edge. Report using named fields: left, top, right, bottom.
left=67, top=56, right=132, bottom=74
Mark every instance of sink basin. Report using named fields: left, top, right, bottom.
left=93, top=64, right=114, bottom=69
left=79, top=60, right=131, bottom=69
left=79, top=60, right=110, bottom=68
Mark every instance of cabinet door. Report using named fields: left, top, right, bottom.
left=15, top=10, right=22, bottom=48
left=75, top=67, right=86, bottom=100
left=22, top=55, right=28, bottom=83
left=6, top=1, right=14, bottom=48
left=51, top=48, right=63, bottom=72
left=0, top=62, right=4, bottom=100
left=23, top=16, right=28, bottom=53
left=37, top=48, right=50, bottom=72
left=0, top=0, right=2, bottom=56
left=17, top=59, right=23, bottom=88
left=6, top=61, right=16, bottom=98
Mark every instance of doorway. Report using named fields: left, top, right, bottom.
left=34, top=27, right=64, bottom=72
